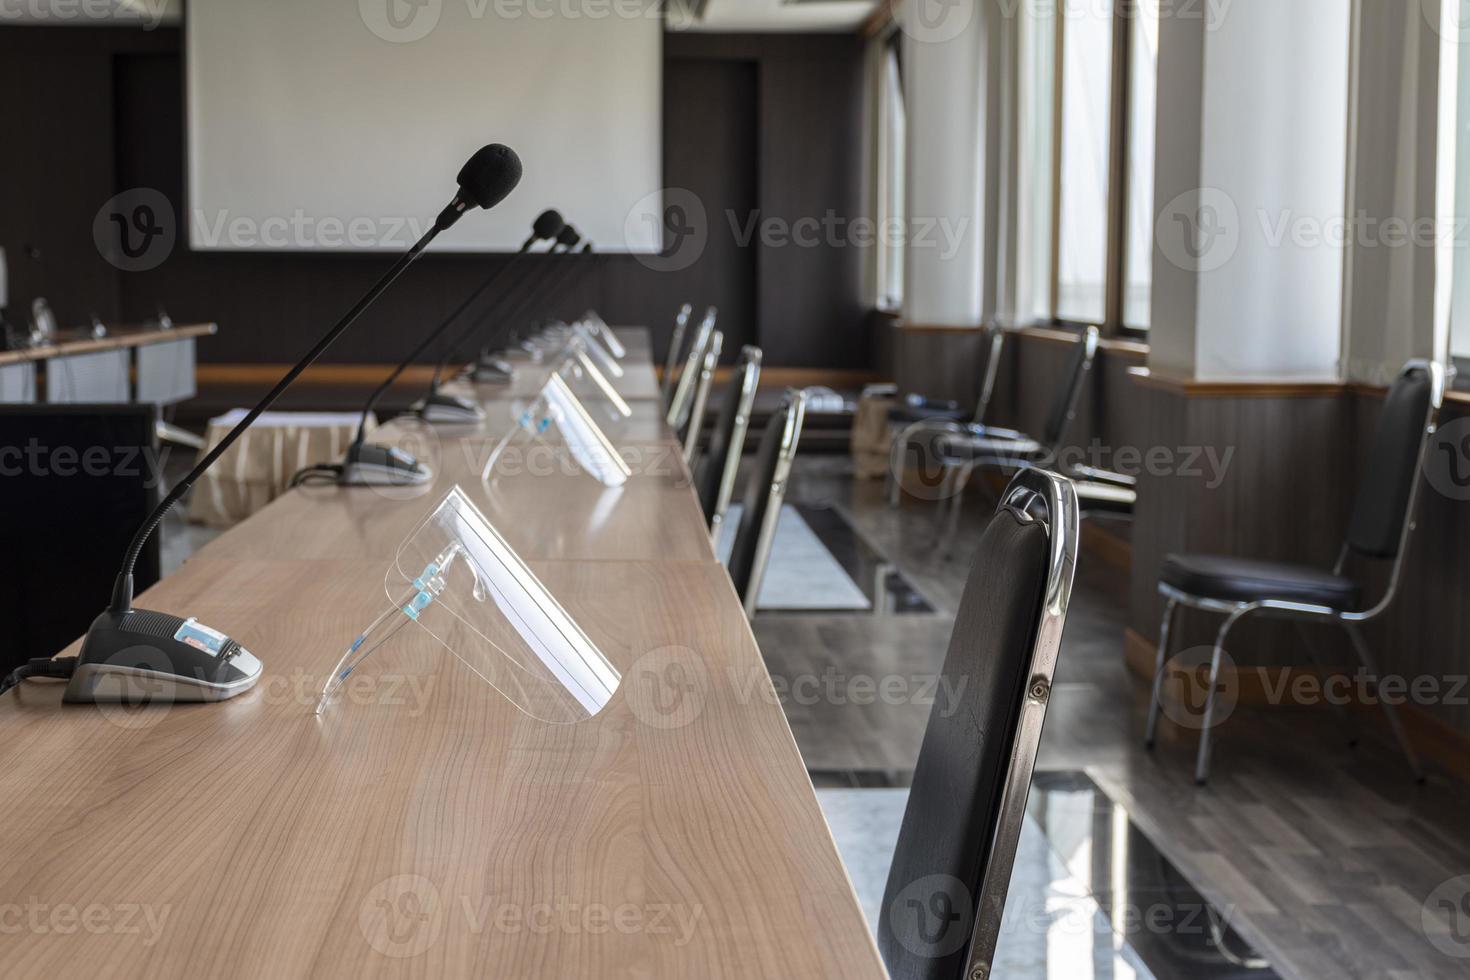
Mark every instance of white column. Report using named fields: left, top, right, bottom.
left=1342, top=0, right=1446, bottom=385
left=1150, top=0, right=1352, bottom=380
left=900, top=0, right=989, bottom=326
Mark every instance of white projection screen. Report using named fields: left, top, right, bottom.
left=187, top=0, right=662, bottom=252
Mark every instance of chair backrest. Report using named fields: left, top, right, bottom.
left=1344, top=360, right=1443, bottom=570
left=666, top=311, right=715, bottom=431
left=1040, top=325, right=1099, bottom=451
left=696, top=345, right=763, bottom=534
left=972, top=323, right=1007, bottom=426
left=878, top=468, right=1079, bottom=980
left=727, top=388, right=807, bottom=616
left=0, top=403, right=163, bottom=674
left=680, top=330, right=724, bottom=462
left=660, top=303, right=694, bottom=402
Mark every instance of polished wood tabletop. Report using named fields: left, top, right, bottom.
left=0, top=328, right=885, bottom=979
left=0, top=322, right=216, bottom=365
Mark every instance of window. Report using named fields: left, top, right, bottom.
left=1122, top=5, right=1159, bottom=330
left=1056, top=0, right=1114, bottom=323
left=1016, top=0, right=1057, bottom=324
left=877, top=38, right=907, bottom=312
left=1013, top=0, right=1159, bottom=334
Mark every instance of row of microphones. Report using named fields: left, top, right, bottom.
left=61, top=143, right=525, bottom=706
left=427, top=222, right=584, bottom=400
left=335, top=209, right=573, bottom=484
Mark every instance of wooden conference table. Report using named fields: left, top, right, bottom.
left=0, top=330, right=887, bottom=979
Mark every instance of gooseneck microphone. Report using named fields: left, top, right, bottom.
left=432, top=228, right=581, bottom=387
left=449, top=226, right=589, bottom=381
left=44, top=144, right=523, bottom=706
left=411, top=211, right=567, bottom=421
left=331, top=209, right=566, bottom=477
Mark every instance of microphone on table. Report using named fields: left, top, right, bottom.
left=426, top=227, right=584, bottom=394
left=474, top=228, right=595, bottom=367
left=408, top=210, right=566, bottom=424
left=471, top=224, right=586, bottom=369
left=314, top=209, right=566, bottom=457
left=418, top=223, right=577, bottom=399
left=40, top=143, right=523, bottom=707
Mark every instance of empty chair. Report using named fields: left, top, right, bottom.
left=660, top=302, right=694, bottom=403
left=666, top=309, right=716, bottom=433
left=726, top=387, right=808, bottom=618
left=877, top=467, right=1079, bottom=980
left=886, top=322, right=1006, bottom=506
left=678, top=329, right=723, bottom=462
left=1144, top=360, right=1445, bottom=785
left=693, top=345, right=763, bottom=540
left=902, top=326, right=1134, bottom=539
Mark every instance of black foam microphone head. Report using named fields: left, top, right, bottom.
left=556, top=225, right=581, bottom=248
left=457, top=144, right=523, bottom=210
left=532, top=209, right=565, bottom=241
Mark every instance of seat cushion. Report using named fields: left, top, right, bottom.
left=888, top=402, right=966, bottom=425
left=1161, top=553, right=1360, bottom=609
left=938, top=431, right=1043, bottom=462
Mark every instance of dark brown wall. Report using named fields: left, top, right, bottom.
left=0, top=27, right=867, bottom=371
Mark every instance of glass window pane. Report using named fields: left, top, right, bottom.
left=1056, top=0, right=1113, bottom=324
left=1017, top=0, right=1057, bottom=323
left=1123, top=4, right=1157, bottom=330
left=882, top=44, right=906, bottom=311
left=1454, top=26, right=1470, bottom=362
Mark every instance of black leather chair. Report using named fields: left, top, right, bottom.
left=726, top=388, right=807, bottom=618
left=693, top=345, right=762, bottom=541
left=659, top=302, right=694, bottom=404
left=665, top=309, right=716, bottom=434
left=877, top=468, right=1079, bottom=980
left=897, top=326, right=1134, bottom=542
left=885, top=323, right=1006, bottom=506
left=1144, top=360, right=1446, bottom=784
left=677, top=329, right=723, bottom=462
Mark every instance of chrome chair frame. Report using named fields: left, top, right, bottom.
left=962, top=467, right=1080, bottom=977
left=742, top=388, right=808, bottom=619
left=707, top=345, right=763, bottom=545
left=905, top=327, right=1110, bottom=545
left=666, top=311, right=715, bottom=432
left=660, top=302, right=694, bottom=403
left=680, top=330, right=723, bottom=463
left=1143, top=360, right=1446, bottom=785
left=886, top=323, right=1007, bottom=508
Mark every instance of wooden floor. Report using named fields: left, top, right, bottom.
left=759, top=454, right=1470, bottom=980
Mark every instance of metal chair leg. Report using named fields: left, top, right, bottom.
left=1144, top=597, right=1179, bottom=748
left=1342, top=623, right=1425, bottom=783
left=1195, top=609, right=1247, bottom=785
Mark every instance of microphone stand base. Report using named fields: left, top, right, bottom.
left=413, top=390, right=487, bottom=425
left=338, top=442, right=434, bottom=486
left=66, top=608, right=262, bottom=703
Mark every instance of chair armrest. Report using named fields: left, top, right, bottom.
left=966, top=424, right=1026, bottom=441
left=1069, top=465, right=1136, bottom=488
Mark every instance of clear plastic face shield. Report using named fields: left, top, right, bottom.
left=555, top=341, right=632, bottom=420
left=481, top=373, right=632, bottom=487
left=316, top=486, right=621, bottom=722
left=569, top=321, right=625, bottom=379
left=578, top=310, right=626, bottom=359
